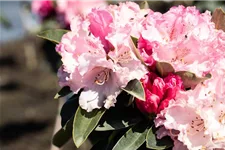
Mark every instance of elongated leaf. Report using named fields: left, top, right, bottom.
left=90, top=131, right=116, bottom=150
left=96, top=91, right=143, bottom=131
left=37, top=29, right=69, bottom=44
left=146, top=126, right=173, bottom=149
left=54, top=86, right=72, bottom=99
left=130, top=36, right=148, bottom=68
left=60, top=94, right=79, bottom=127
left=126, top=95, right=135, bottom=107
left=131, top=36, right=138, bottom=47
left=73, top=107, right=106, bottom=148
left=96, top=106, right=142, bottom=131
left=212, top=8, right=225, bottom=31
left=175, top=71, right=211, bottom=89
left=112, top=121, right=150, bottom=150
left=52, top=117, right=73, bottom=147
left=156, top=62, right=175, bottom=77
left=122, top=79, right=145, bottom=101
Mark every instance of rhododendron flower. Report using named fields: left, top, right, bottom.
left=32, top=0, right=55, bottom=19
left=136, top=73, right=183, bottom=114
left=56, top=0, right=107, bottom=25
left=139, top=5, right=224, bottom=76
left=56, top=2, right=147, bottom=112
left=155, top=72, right=225, bottom=149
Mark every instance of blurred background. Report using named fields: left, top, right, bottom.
left=0, top=1, right=224, bottom=150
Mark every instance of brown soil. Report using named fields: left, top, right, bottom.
left=0, top=36, right=81, bottom=150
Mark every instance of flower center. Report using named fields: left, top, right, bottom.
left=219, top=110, right=225, bottom=125
left=187, top=116, right=206, bottom=135
left=117, top=47, right=132, bottom=63
left=171, top=48, right=190, bottom=64
left=94, top=69, right=110, bottom=85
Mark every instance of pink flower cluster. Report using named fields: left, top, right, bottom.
left=56, top=2, right=148, bottom=112
left=32, top=0, right=106, bottom=26
left=56, top=2, right=225, bottom=149
left=138, top=5, right=225, bottom=150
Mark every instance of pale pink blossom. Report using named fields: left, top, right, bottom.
left=56, top=3, right=147, bottom=112
left=155, top=77, right=225, bottom=149
left=139, top=5, right=224, bottom=77
left=56, top=0, right=106, bottom=25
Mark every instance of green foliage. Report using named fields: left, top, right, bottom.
left=130, top=36, right=147, bottom=67
left=175, top=71, right=211, bottom=89
left=73, top=107, right=106, bottom=148
left=60, top=93, right=79, bottom=127
left=156, top=62, right=175, bottom=77
left=122, top=79, right=145, bottom=101
left=52, top=89, right=174, bottom=149
left=96, top=95, right=142, bottom=131
left=54, top=86, right=72, bottom=99
left=146, top=126, right=173, bottom=149
left=52, top=117, right=73, bottom=147
left=37, top=29, right=69, bottom=44
left=112, top=121, right=150, bottom=150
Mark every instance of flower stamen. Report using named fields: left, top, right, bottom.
left=187, top=117, right=206, bottom=135
left=95, top=69, right=110, bottom=85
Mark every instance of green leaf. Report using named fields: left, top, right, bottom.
left=156, top=62, right=175, bottom=77
left=126, top=95, right=135, bottom=107
left=54, top=86, right=72, bottom=99
left=96, top=101, right=142, bottom=131
left=52, top=117, right=73, bottom=148
left=175, top=71, right=211, bottom=89
left=122, top=79, right=145, bottom=101
left=37, top=29, right=69, bottom=44
left=130, top=36, right=148, bottom=68
left=60, top=94, right=79, bottom=127
left=112, top=121, right=150, bottom=150
left=73, top=107, right=106, bottom=148
left=212, top=8, right=225, bottom=32
left=90, top=131, right=117, bottom=150
left=131, top=36, right=138, bottom=47
left=146, top=126, right=173, bottom=149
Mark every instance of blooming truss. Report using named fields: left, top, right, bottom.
left=38, top=2, right=225, bottom=150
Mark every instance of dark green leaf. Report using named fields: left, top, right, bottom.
left=54, top=86, right=72, bottom=99
left=175, top=71, right=211, bottom=89
left=156, top=62, right=175, bottom=77
left=73, top=107, right=106, bottom=148
left=96, top=103, right=142, bottom=131
left=126, top=95, right=135, bottom=107
left=131, top=36, right=138, bottom=47
left=60, top=94, right=79, bottom=127
left=52, top=117, right=73, bottom=148
left=122, top=79, right=145, bottom=101
left=146, top=126, right=173, bottom=149
left=90, top=131, right=118, bottom=150
left=112, top=121, right=150, bottom=150
left=37, top=29, right=69, bottom=44
left=212, top=8, right=225, bottom=32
